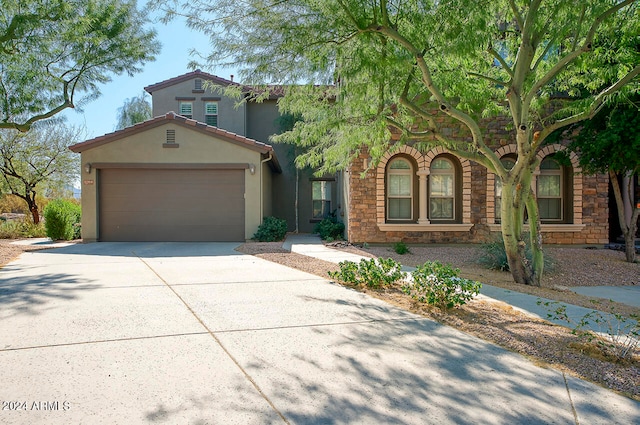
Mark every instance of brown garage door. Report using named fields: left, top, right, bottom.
left=99, top=168, right=245, bottom=242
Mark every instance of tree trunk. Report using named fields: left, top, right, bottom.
left=499, top=171, right=543, bottom=286
left=610, top=169, right=639, bottom=263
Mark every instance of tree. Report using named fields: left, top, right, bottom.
left=0, top=123, right=82, bottom=224
left=172, top=0, right=640, bottom=285
left=567, top=97, right=640, bottom=262
left=0, top=0, right=160, bottom=132
left=115, top=92, right=152, bottom=129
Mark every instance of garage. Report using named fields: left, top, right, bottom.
left=69, top=113, right=281, bottom=243
left=99, top=168, right=245, bottom=242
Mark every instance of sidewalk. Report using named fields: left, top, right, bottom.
left=283, top=234, right=638, bottom=333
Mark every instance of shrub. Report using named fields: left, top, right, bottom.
left=401, top=261, right=481, bottom=310
left=253, top=216, right=287, bottom=242
left=43, top=199, right=81, bottom=241
left=329, top=257, right=406, bottom=289
left=478, top=233, right=554, bottom=272
left=0, top=219, right=46, bottom=239
left=314, top=216, right=345, bottom=240
left=393, top=241, right=410, bottom=255
left=538, top=300, right=640, bottom=361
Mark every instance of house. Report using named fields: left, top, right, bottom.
left=70, top=71, right=342, bottom=242
left=71, top=70, right=611, bottom=245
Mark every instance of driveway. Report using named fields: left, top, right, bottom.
left=0, top=243, right=638, bottom=424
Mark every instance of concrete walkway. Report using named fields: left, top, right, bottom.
left=285, top=234, right=639, bottom=332
left=0, top=239, right=638, bottom=424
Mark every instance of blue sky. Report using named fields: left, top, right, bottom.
left=63, top=16, right=234, bottom=139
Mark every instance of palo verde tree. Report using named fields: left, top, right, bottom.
left=115, top=92, right=153, bottom=130
left=0, top=0, right=160, bottom=132
left=566, top=97, right=640, bottom=262
left=169, top=0, right=640, bottom=285
left=0, top=123, right=82, bottom=224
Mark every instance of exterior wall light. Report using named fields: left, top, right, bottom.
left=84, top=163, right=92, bottom=174
left=249, top=164, right=256, bottom=175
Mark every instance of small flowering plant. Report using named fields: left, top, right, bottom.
left=402, top=261, right=481, bottom=310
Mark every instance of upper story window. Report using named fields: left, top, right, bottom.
left=205, top=102, right=218, bottom=127
left=194, top=79, right=203, bottom=91
left=179, top=102, right=193, bottom=119
left=429, top=158, right=455, bottom=220
left=538, top=157, right=563, bottom=221
left=387, top=158, right=413, bottom=220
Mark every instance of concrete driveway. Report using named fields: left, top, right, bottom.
left=0, top=242, right=638, bottom=425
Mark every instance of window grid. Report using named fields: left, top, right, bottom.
left=387, top=158, right=413, bottom=220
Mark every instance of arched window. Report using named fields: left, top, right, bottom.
left=495, top=157, right=516, bottom=222
left=387, top=158, right=413, bottom=220
left=429, top=157, right=455, bottom=220
left=538, top=157, right=563, bottom=221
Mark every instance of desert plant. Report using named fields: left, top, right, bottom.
left=253, top=216, right=287, bottom=242
left=478, top=233, right=554, bottom=272
left=314, top=215, right=345, bottom=240
left=402, top=261, right=482, bottom=310
left=0, top=218, right=46, bottom=239
left=329, top=257, right=406, bottom=289
left=538, top=299, right=640, bottom=361
left=393, top=241, right=410, bottom=255
left=43, top=199, right=81, bottom=241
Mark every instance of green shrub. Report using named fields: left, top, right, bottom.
left=253, top=216, right=287, bottom=242
left=313, top=216, right=345, bottom=240
left=478, top=233, right=554, bottom=272
left=43, top=199, right=81, bottom=241
left=329, top=257, right=406, bottom=289
left=401, top=261, right=481, bottom=310
left=0, top=219, right=46, bottom=239
left=393, top=241, right=410, bottom=255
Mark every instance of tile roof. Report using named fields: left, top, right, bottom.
left=68, top=112, right=281, bottom=172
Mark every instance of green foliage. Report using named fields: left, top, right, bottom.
left=43, top=199, right=81, bottom=240
left=478, top=233, right=554, bottom=272
left=0, top=218, right=46, bottom=239
left=116, top=92, right=152, bottom=129
left=0, top=123, right=82, bottom=223
left=253, top=216, right=287, bottom=242
left=329, top=258, right=406, bottom=289
left=402, top=261, right=482, bottom=310
left=313, top=216, right=345, bottom=240
left=538, top=299, right=640, bottom=361
left=393, top=241, right=410, bottom=255
left=0, top=0, right=159, bottom=131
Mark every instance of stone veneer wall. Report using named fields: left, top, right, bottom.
left=347, top=130, right=610, bottom=245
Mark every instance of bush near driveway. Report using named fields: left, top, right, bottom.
left=43, top=199, right=81, bottom=241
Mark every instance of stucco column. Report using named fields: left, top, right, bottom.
left=417, top=169, right=430, bottom=224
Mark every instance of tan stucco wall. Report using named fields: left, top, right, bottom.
left=79, top=122, right=266, bottom=242
left=151, top=79, right=247, bottom=136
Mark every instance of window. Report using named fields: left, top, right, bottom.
left=495, top=157, right=516, bottom=222
left=312, top=180, right=332, bottom=219
left=194, top=79, right=203, bottom=91
left=538, top=157, right=563, bottom=221
left=179, top=102, right=193, bottom=119
left=387, top=158, right=413, bottom=220
left=429, top=158, right=455, bottom=220
left=205, top=102, right=218, bottom=126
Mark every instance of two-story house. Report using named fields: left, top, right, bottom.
left=70, top=70, right=343, bottom=242
left=71, top=69, right=612, bottom=246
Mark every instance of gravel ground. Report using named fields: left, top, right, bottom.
left=237, top=240, right=640, bottom=401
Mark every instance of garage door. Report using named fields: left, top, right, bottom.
left=99, top=168, right=245, bottom=242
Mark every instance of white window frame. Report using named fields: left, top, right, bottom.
left=429, top=157, right=455, bottom=220
left=205, top=102, right=218, bottom=127
left=387, top=158, right=414, bottom=221
left=537, top=157, right=563, bottom=222
left=179, top=102, right=193, bottom=119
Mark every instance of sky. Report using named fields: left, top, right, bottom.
left=63, top=15, right=235, bottom=139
